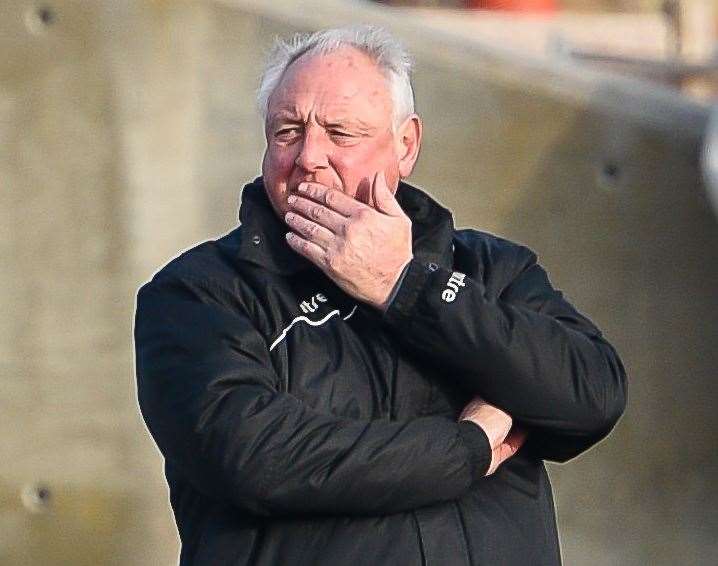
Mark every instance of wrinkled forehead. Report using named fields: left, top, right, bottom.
left=266, top=47, right=393, bottom=125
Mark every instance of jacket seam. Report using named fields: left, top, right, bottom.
left=452, top=501, right=473, bottom=566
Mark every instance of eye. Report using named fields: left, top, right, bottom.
left=329, top=130, right=358, bottom=145
left=275, top=127, right=302, bottom=139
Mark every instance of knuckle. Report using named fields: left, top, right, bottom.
left=325, top=253, right=341, bottom=271
left=299, top=201, right=313, bottom=216
left=336, top=239, right=349, bottom=256
left=355, top=209, right=370, bottom=222
left=324, top=253, right=335, bottom=270
left=343, top=221, right=357, bottom=238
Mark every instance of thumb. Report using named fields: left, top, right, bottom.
left=487, top=428, right=528, bottom=475
left=373, top=171, right=403, bottom=216
left=505, top=427, right=528, bottom=449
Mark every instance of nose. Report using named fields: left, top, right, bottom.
left=294, top=126, right=329, bottom=172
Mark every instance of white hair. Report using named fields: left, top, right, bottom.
left=256, top=24, right=416, bottom=130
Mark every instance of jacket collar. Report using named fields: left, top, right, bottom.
left=236, top=176, right=455, bottom=275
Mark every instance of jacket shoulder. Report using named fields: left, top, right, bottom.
left=144, top=227, right=244, bottom=286
left=136, top=227, right=251, bottom=311
left=453, top=228, right=538, bottom=289
left=134, top=226, right=271, bottom=341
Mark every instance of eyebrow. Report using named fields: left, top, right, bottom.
left=270, top=110, right=377, bottom=134
left=272, top=110, right=302, bottom=122
left=321, top=117, right=375, bottom=134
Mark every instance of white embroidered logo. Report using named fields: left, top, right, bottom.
left=442, top=272, right=466, bottom=303
left=269, top=302, right=358, bottom=352
left=299, top=293, right=328, bottom=314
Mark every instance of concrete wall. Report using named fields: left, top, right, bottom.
left=1, top=1, right=715, bottom=564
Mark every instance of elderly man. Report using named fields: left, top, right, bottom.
left=134, top=25, right=627, bottom=565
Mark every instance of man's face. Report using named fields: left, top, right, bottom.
left=261, top=47, right=406, bottom=218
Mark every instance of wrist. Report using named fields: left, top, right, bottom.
left=458, top=420, right=492, bottom=479
left=376, top=255, right=413, bottom=312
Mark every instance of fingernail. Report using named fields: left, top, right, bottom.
left=287, top=195, right=297, bottom=204
left=285, top=232, right=293, bottom=241
left=298, top=183, right=307, bottom=193
left=285, top=212, right=294, bottom=222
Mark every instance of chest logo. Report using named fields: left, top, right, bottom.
left=269, top=297, right=358, bottom=352
left=299, top=293, right=328, bottom=314
left=442, top=272, right=466, bottom=303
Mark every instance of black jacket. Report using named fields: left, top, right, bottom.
left=134, top=177, right=627, bottom=565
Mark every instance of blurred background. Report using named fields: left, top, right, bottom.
left=1, top=0, right=717, bottom=564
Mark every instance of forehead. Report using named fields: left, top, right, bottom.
left=267, top=47, right=392, bottom=123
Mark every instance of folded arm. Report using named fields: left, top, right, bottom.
left=383, top=235, right=628, bottom=463
left=134, top=276, right=491, bottom=518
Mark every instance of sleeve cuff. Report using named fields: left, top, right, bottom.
left=384, top=260, right=412, bottom=309
left=382, top=258, right=432, bottom=326
left=458, top=420, right=492, bottom=479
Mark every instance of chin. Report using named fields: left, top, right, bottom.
left=261, top=182, right=290, bottom=219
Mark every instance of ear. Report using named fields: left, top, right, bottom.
left=395, top=114, right=422, bottom=179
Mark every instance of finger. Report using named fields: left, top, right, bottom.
left=297, top=182, right=368, bottom=217
left=494, top=429, right=528, bottom=464
left=493, top=444, right=515, bottom=469
left=288, top=195, right=345, bottom=234
left=285, top=232, right=326, bottom=266
left=284, top=212, right=334, bottom=249
left=373, top=171, right=404, bottom=216
left=505, top=427, right=528, bottom=450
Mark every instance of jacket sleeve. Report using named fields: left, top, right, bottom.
left=382, top=241, right=628, bottom=463
left=134, top=275, right=491, bottom=518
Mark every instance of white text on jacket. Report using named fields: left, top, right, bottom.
left=442, top=272, right=466, bottom=303
left=300, top=293, right=328, bottom=313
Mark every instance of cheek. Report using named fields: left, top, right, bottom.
left=262, top=145, right=298, bottom=216
left=334, top=139, right=395, bottom=183
left=265, top=145, right=296, bottom=175
left=330, top=151, right=366, bottom=197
